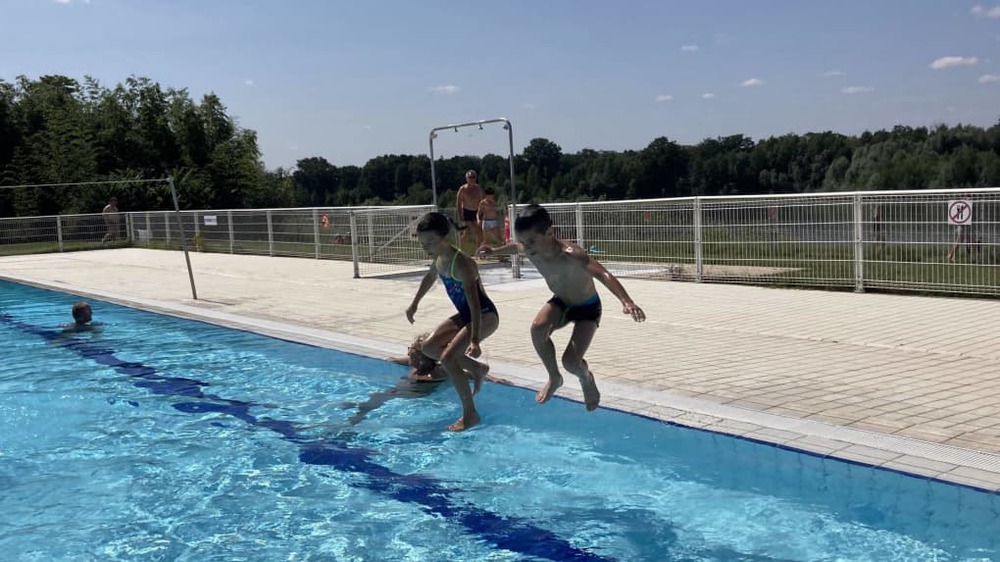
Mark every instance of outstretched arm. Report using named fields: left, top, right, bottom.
left=406, top=263, right=438, bottom=323
left=477, top=241, right=522, bottom=257
left=582, top=252, right=646, bottom=322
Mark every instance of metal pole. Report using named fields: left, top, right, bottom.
left=169, top=174, right=198, bottom=300
left=312, top=208, right=321, bottom=259
left=56, top=216, right=64, bottom=252
left=694, top=197, right=703, bottom=283
left=429, top=133, right=438, bottom=209
left=504, top=120, right=521, bottom=279
left=350, top=211, right=360, bottom=278
left=266, top=209, right=274, bottom=256
left=227, top=210, right=235, bottom=254
left=853, top=193, right=864, bottom=293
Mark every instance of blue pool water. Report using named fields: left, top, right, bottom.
left=1, top=280, right=998, bottom=562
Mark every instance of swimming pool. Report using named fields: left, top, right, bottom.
left=1, top=280, right=998, bottom=561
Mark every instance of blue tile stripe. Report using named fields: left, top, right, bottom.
left=1, top=313, right=615, bottom=562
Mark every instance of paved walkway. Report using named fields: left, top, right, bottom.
left=2, top=248, right=999, bottom=491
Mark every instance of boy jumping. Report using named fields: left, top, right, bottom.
left=478, top=204, right=645, bottom=410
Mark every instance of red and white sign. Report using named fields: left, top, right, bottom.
left=947, top=200, right=973, bottom=226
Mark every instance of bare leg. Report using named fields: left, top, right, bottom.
left=531, top=304, right=566, bottom=405
left=422, top=313, right=498, bottom=431
left=561, top=321, right=600, bottom=411
left=440, top=346, right=480, bottom=431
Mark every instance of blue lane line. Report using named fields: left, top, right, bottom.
left=1, top=313, right=615, bottom=562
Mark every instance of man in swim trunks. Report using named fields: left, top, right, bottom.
left=478, top=204, right=646, bottom=412
left=477, top=186, right=503, bottom=247
left=407, top=211, right=499, bottom=431
left=455, top=170, right=484, bottom=250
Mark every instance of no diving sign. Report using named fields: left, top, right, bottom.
left=947, top=199, right=973, bottom=226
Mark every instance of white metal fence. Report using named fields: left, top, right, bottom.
left=1, top=190, right=997, bottom=296
left=534, top=188, right=999, bottom=296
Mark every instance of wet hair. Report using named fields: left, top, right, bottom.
left=72, top=302, right=91, bottom=324
left=409, top=332, right=438, bottom=376
left=484, top=186, right=495, bottom=196
left=513, top=204, right=552, bottom=234
left=415, top=212, right=451, bottom=237
left=466, top=170, right=477, bottom=179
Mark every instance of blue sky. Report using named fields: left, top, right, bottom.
left=3, top=0, right=999, bottom=169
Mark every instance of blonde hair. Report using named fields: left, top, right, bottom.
left=408, top=332, right=438, bottom=375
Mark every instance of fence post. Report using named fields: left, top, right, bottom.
left=509, top=203, right=521, bottom=279
left=266, top=209, right=274, bottom=256
left=312, top=208, right=321, bottom=259
left=56, top=216, right=64, bottom=252
left=853, top=193, right=864, bottom=292
left=575, top=203, right=584, bottom=249
left=126, top=213, right=133, bottom=243
left=350, top=211, right=360, bottom=278
left=366, top=212, right=375, bottom=259
left=694, top=197, right=703, bottom=282
left=227, top=210, right=235, bottom=254
left=145, top=212, right=152, bottom=248
left=165, top=211, right=171, bottom=244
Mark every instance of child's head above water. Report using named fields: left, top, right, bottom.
left=71, top=302, right=92, bottom=325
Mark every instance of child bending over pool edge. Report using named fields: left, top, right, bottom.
left=406, top=211, right=500, bottom=432
left=477, top=204, right=646, bottom=411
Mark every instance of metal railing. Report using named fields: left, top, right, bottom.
left=1, top=190, right=997, bottom=296
left=131, top=205, right=435, bottom=278
left=531, top=188, right=999, bottom=296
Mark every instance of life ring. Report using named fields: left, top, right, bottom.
left=320, top=214, right=330, bottom=229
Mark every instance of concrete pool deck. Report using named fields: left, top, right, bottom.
left=2, top=248, right=999, bottom=492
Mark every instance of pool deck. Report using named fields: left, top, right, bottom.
left=3, top=248, right=1000, bottom=492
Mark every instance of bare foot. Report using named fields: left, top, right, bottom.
left=536, top=375, right=563, bottom=404
left=468, top=360, right=490, bottom=395
left=448, top=411, right=480, bottom=432
left=581, top=371, right=601, bottom=411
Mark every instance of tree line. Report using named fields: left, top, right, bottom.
left=2, top=74, right=999, bottom=218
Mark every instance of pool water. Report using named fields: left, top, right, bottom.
left=1, top=280, right=998, bottom=561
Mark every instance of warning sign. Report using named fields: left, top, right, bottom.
left=947, top=200, right=973, bottom=226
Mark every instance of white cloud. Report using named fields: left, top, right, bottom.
left=979, top=73, right=1000, bottom=83
left=930, top=56, right=979, bottom=70
left=244, top=79, right=254, bottom=86
left=971, top=4, right=1000, bottom=17
left=428, top=85, right=460, bottom=94
left=655, top=94, right=673, bottom=102
left=842, top=86, right=875, bottom=94
left=680, top=45, right=699, bottom=52
left=823, top=70, right=844, bottom=77
left=702, top=92, right=716, bottom=99
left=740, top=78, right=764, bottom=87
